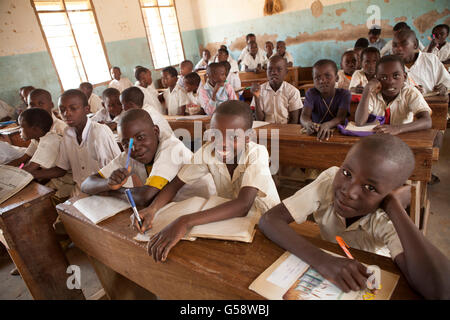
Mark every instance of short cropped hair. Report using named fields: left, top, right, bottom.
left=102, top=87, right=120, bottom=100
left=207, top=62, right=226, bottom=75
left=246, top=33, right=256, bottom=41
left=432, top=24, right=449, bottom=35
left=393, top=22, right=410, bottom=31
left=134, top=66, right=148, bottom=81
left=79, top=82, right=93, bottom=90
left=180, top=60, right=194, bottom=69
left=313, top=59, right=338, bottom=75
left=29, top=88, right=52, bottom=104
left=376, top=54, right=405, bottom=73
left=19, top=107, right=53, bottom=133
left=119, top=108, right=154, bottom=128
left=354, top=37, right=369, bottom=49
left=162, top=66, right=178, bottom=78
left=218, top=48, right=229, bottom=56
left=214, top=100, right=253, bottom=130
left=184, top=72, right=201, bottom=86
left=361, top=47, right=381, bottom=61
left=60, top=89, right=89, bottom=107
left=218, top=61, right=231, bottom=74
left=121, top=87, right=144, bottom=107
left=368, top=27, right=381, bottom=36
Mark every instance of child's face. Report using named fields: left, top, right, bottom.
left=265, top=42, right=274, bottom=53
left=119, top=119, right=159, bottom=165
left=161, top=71, right=177, bottom=88
left=139, top=70, right=152, bottom=87
left=341, top=52, right=357, bottom=75
left=209, top=66, right=227, bottom=87
left=28, top=94, right=53, bottom=115
left=58, top=95, right=89, bottom=127
left=180, top=64, right=193, bottom=76
left=353, top=48, right=363, bottom=69
left=111, top=68, right=121, bottom=80
left=361, top=52, right=379, bottom=78
left=217, top=51, right=228, bottom=62
left=332, top=146, right=402, bottom=218
left=247, top=36, right=256, bottom=43
left=202, top=50, right=211, bottom=61
left=184, top=80, right=198, bottom=93
left=368, top=33, right=379, bottom=44
left=433, top=26, right=448, bottom=45
left=376, top=61, right=407, bottom=99
left=210, top=113, right=249, bottom=164
left=79, top=86, right=93, bottom=99
left=392, top=34, right=417, bottom=61
left=313, top=64, right=337, bottom=96
left=18, top=117, right=40, bottom=141
left=267, top=59, right=287, bottom=86
left=104, top=94, right=122, bottom=118
left=249, top=42, right=258, bottom=56
left=276, top=42, right=286, bottom=55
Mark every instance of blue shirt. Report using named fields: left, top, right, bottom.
left=304, top=88, right=351, bottom=124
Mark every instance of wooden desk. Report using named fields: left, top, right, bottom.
left=0, top=125, right=30, bottom=148
left=0, top=182, right=84, bottom=300
left=297, top=66, right=313, bottom=86
left=56, top=201, right=420, bottom=300
left=164, top=116, right=211, bottom=139
left=239, top=67, right=298, bottom=87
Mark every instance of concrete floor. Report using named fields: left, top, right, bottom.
left=1, top=130, right=449, bottom=300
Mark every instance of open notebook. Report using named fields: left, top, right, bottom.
left=0, top=165, right=34, bottom=205
left=249, top=251, right=399, bottom=300
left=73, top=195, right=131, bottom=224
left=134, top=195, right=260, bottom=243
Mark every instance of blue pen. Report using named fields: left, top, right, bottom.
left=125, top=189, right=143, bottom=228
left=0, top=120, right=16, bottom=126
left=126, top=138, right=134, bottom=169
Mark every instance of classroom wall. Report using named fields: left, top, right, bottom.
left=176, top=0, right=450, bottom=68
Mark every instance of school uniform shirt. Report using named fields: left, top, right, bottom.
left=137, top=85, right=165, bottom=115
left=142, top=104, right=174, bottom=140
left=238, top=47, right=250, bottom=62
left=25, top=113, right=67, bottom=157
left=304, top=88, right=351, bottom=124
left=380, top=39, right=425, bottom=56
left=368, top=38, right=387, bottom=51
left=90, top=107, right=121, bottom=124
left=240, top=50, right=266, bottom=71
left=0, top=141, right=25, bottom=164
left=177, top=75, right=186, bottom=90
left=367, top=84, right=431, bottom=125
left=88, top=94, right=103, bottom=114
left=108, top=77, right=133, bottom=93
left=163, top=84, right=189, bottom=116
left=406, top=51, right=450, bottom=94
left=270, top=51, right=294, bottom=65
left=283, top=167, right=404, bottom=258
left=194, top=59, right=211, bottom=70
left=198, top=81, right=238, bottom=115
left=0, top=99, right=15, bottom=120
left=348, top=69, right=369, bottom=88
left=226, top=70, right=242, bottom=91
left=55, top=118, right=121, bottom=194
left=177, top=141, right=280, bottom=213
left=250, top=81, right=303, bottom=124
left=336, top=70, right=352, bottom=90
left=425, top=42, right=450, bottom=62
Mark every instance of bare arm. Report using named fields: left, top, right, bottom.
left=6, top=153, right=31, bottom=167
left=32, top=166, right=67, bottom=180
left=373, top=111, right=432, bottom=135
left=355, top=79, right=380, bottom=126
left=300, top=107, right=319, bottom=135
left=288, top=109, right=300, bottom=124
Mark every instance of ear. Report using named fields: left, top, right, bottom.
left=153, top=124, right=160, bottom=140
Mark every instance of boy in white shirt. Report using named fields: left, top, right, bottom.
left=250, top=55, right=302, bottom=124
left=272, top=41, right=294, bottom=67
left=355, top=55, right=431, bottom=134
left=177, top=60, right=194, bottom=90
left=241, top=41, right=266, bottom=72
left=33, top=89, right=121, bottom=196
left=217, top=48, right=241, bottom=90
left=425, top=24, right=450, bottom=63
left=349, top=47, right=380, bottom=94
left=183, top=72, right=205, bottom=115
left=380, top=22, right=425, bottom=56
left=161, top=66, right=189, bottom=116
left=238, top=33, right=256, bottom=65
left=137, top=100, right=280, bottom=262
left=393, top=29, right=450, bottom=95
left=108, top=66, right=133, bottom=93
left=79, top=82, right=103, bottom=113
left=194, top=49, right=212, bottom=71
left=264, top=41, right=274, bottom=66
left=135, top=66, right=165, bottom=114
left=91, top=88, right=123, bottom=131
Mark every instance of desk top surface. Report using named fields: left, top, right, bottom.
left=0, top=182, right=54, bottom=215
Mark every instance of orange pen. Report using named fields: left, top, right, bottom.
left=336, top=236, right=354, bottom=260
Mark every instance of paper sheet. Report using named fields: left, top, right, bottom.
left=175, top=115, right=210, bottom=120
left=344, top=120, right=380, bottom=132
left=73, top=195, right=131, bottom=224
left=0, top=165, right=34, bottom=205
left=252, top=121, right=270, bottom=129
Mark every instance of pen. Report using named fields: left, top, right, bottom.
left=126, top=138, right=134, bottom=169
left=336, top=236, right=354, bottom=259
left=0, top=120, right=16, bottom=126
left=125, top=189, right=143, bottom=228
left=19, top=163, right=24, bottom=169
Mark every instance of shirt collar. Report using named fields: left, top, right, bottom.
left=66, top=117, right=92, bottom=146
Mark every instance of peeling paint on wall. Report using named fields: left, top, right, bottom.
left=395, top=16, right=407, bottom=22
left=311, top=0, right=324, bottom=18
left=335, top=8, right=347, bottom=16
left=413, top=9, right=450, bottom=33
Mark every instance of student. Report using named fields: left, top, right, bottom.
left=238, top=33, right=257, bottom=65
left=0, top=99, right=16, bottom=121
left=177, top=60, right=194, bottom=90
left=425, top=24, right=450, bottom=63
left=393, top=29, right=450, bottom=95
left=198, top=63, right=238, bottom=115
left=217, top=49, right=241, bottom=91
left=349, top=47, right=381, bottom=94
left=251, top=55, right=302, bottom=124
left=91, top=87, right=123, bottom=131
left=336, top=50, right=358, bottom=89
left=135, top=66, right=165, bottom=114
left=32, top=89, right=121, bottom=195
left=380, top=22, right=425, bottom=56
left=241, top=41, right=266, bottom=72
left=273, top=40, right=294, bottom=67
left=368, top=26, right=386, bottom=51
left=108, top=66, right=133, bottom=93
left=355, top=55, right=432, bottom=134
left=194, top=49, right=212, bottom=71
left=301, top=59, right=350, bottom=141
left=16, top=108, right=74, bottom=198
left=79, top=82, right=103, bottom=114
left=81, top=108, right=209, bottom=206
left=120, top=86, right=174, bottom=140
left=183, top=72, right=205, bottom=115
left=17, top=86, right=35, bottom=116
left=137, top=100, right=280, bottom=262
left=161, top=66, right=189, bottom=116
left=259, top=134, right=450, bottom=299
left=264, top=41, right=274, bottom=64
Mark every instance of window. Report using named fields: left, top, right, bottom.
left=139, top=0, right=185, bottom=69
left=31, top=0, right=110, bottom=90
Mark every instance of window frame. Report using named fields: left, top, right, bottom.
left=138, top=0, right=186, bottom=71
left=30, top=0, right=112, bottom=91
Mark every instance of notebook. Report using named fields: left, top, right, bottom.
left=133, top=195, right=260, bottom=243
left=249, top=251, right=399, bottom=300
left=73, top=195, right=131, bottom=224
left=0, top=165, right=34, bottom=205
